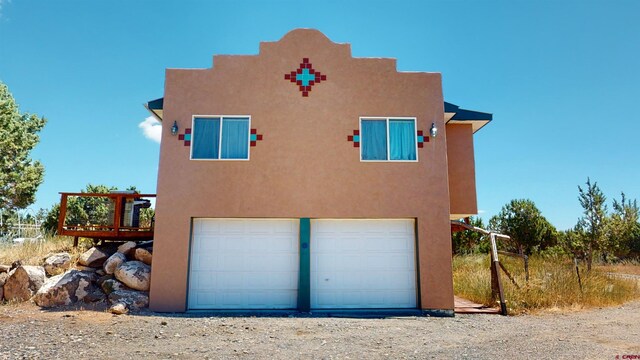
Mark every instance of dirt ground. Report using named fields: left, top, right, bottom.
left=1, top=301, right=639, bottom=360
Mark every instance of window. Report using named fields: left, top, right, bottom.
left=191, top=116, right=250, bottom=160
left=360, top=117, right=417, bottom=161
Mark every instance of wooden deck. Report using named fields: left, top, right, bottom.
left=454, top=296, right=501, bottom=314
left=57, top=192, right=155, bottom=244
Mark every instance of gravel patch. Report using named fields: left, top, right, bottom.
left=1, top=301, right=639, bottom=359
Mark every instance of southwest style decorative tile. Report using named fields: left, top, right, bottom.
left=284, top=58, right=327, bottom=97
left=178, top=128, right=192, bottom=146
left=417, top=130, right=429, bottom=148
left=250, top=129, right=263, bottom=147
left=347, top=130, right=360, bottom=147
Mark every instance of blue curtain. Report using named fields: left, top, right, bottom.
left=361, top=120, right=387, bottom=160
left=192, top=117, right=220, bottom=159
left=221, top=117, right=249, bottom=159
left=389, top=119, right=416, bottom=160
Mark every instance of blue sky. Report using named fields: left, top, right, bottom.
left=1, top=0, right=638, bottom=230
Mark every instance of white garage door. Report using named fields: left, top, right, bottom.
left=188, top=218, right=299, bottom=310
left=311, top=219, right=417, bottom=309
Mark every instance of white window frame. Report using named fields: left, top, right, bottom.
left=189, top=115, right=252, bottom=161
left=359, top=116, right=419, bottom=162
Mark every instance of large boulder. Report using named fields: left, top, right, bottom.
left=117, top=241, right=137, bottom=256
left=103, top=252, right=127, bottom=275
left=108, top=289, right=149, bottom=310
left=3, top=266, right=46, bottom=301
left=0, top=272, right=9, bottom=300
left=114, top=261, right=151, bottom=291
left=78, top=247, right=110, bottom=268
left=33, top=270, right=97, bottom=307
left=134, top=248, right=152, bottom=265
left=43, top=253, right=72, bottom=276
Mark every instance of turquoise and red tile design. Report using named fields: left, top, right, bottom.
left=347, top=130, right=360, bottom=147
left=417, top=130, right=429, bottom=148
left=284, top=58, right=327, bottom=97
left=348, top=129, right=428, bottom=148
left=178, top=128, right=192, bottom=146
left=250, top=129, right=263, bottom=147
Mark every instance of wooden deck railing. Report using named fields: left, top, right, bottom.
left=58, top=192, right=156, bottom=245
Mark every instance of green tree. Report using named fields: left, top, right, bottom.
left=451, top=216, right=487, bottom=254
left=559, top=227, right=587, bottom=258
left=489, top=199, right=557, bottom=255
left=608, top=192, right=639, bottom=258
left=628, top=223, right=640, bottom=257
left=576, top=178, right=608, bottom=270
left=41, top=203, right=60, bottom=235
left=0, top=81, right=47, bottom=211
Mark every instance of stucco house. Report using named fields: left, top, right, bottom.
left=145, top=29, right=491, bottom=315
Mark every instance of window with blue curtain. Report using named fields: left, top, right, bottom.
left=221, top=117, right=249, bottom=159
left=360, top=118, right=417, bottom=161
left=192, top=117, right=220, bottom=159
left=361, top=119, right=388, bottom=160
left=191, top=116, right=250, bottom=160
left=389, top=119, right=416, bottom=160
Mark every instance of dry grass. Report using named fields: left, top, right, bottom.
left=453, top=254, right=640, bottom=314
left=596, top=259, right=640, bottom=275
left=0, top=236, right=86, bottom=267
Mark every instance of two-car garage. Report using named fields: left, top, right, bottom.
left=188, top=218, right=417, bottom=310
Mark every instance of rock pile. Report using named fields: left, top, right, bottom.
left=0, top=241, right=153, bottom=314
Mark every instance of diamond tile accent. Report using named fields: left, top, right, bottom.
left=347, top=130, right=360, bottom=148
left=250, top=129, right=263, bottom=147
left=284, top=58, right=327, bottom=97
left=178, top=129, right=192, bottom=146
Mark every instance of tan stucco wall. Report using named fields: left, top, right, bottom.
left=149, top=29, right=454, bottom=312
left=446, top=124, right=478, bottom=218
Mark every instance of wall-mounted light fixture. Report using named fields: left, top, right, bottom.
left=430, top=122, right=438, bottom=138
left=171, top=121, right=179, bottom=136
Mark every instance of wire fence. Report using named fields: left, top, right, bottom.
left=0, top=208, right=44, bottom=244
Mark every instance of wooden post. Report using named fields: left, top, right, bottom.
left=574, top=257, right=583, bottom=293
left=524, top=255, right=529, bottom=283
left=490, top=250, right=499, bottom=299
left=57, top=194, right=68, bottom=236
left=73, top=236, right=79, bottom=248
left=113, top=195, right=122, bottom=237
left=490, top=234, right=507, bottom=315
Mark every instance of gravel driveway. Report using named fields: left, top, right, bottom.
left=1, top=301, right=639, bottom=359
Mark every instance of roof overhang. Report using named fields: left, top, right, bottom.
left=145, top=97, right=164, bottom=121
left=444, top=101, right=492, bottom=133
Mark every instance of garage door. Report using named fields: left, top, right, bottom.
left=310, top=219, right=417, bottom=309
left=188, top=218, right=299, bottom=310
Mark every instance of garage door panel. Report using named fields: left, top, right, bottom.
left=247, top=291, right=296, bottom=308
left=194, top=291, right=217, bottom=307
left=219, top=220, right=245, bottom=233
left=193, top=272, right=217, bottom=289
left=189, top=218, right=299, bottom=310
left=311, top=219, right=416, bottom=309
left=197, top=236, right=220, bottom=252
left=195, top=219, right=221, bottom=234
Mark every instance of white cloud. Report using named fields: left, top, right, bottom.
left=138, top=116, right=162, bottom=143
